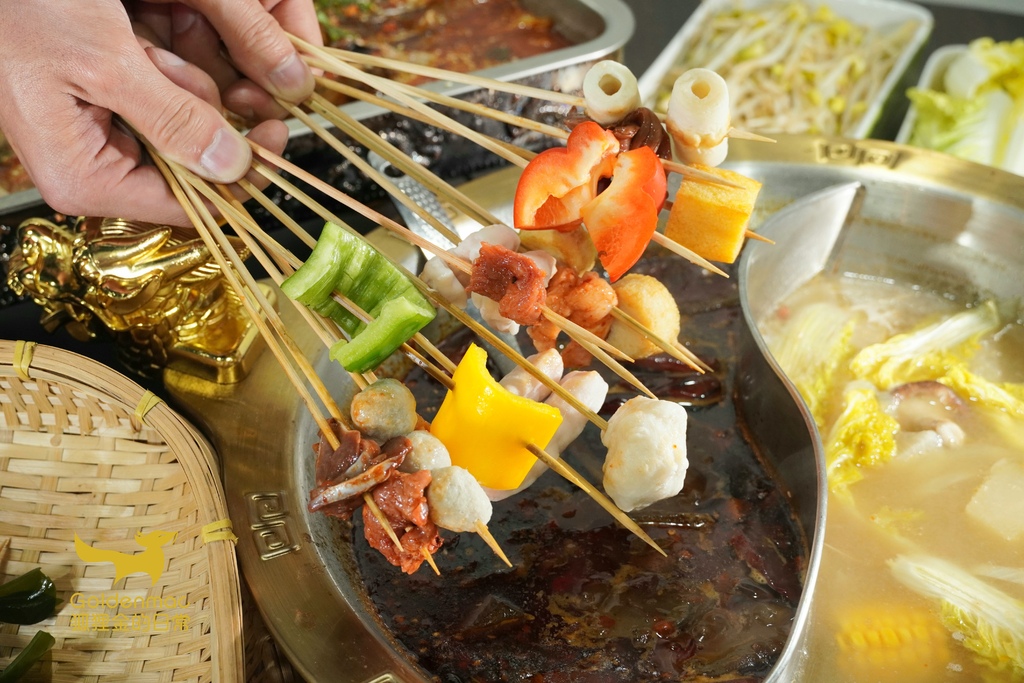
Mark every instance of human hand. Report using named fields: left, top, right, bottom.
left=0, top=0, right=323, bottom=226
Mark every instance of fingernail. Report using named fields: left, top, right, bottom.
left=269, top=52, right=313, bottom=100
left=172, top=6, right=199, bottom=34
left=200, top=129, right=251, bottom=182
left=148, top=47, right=187, bottom=69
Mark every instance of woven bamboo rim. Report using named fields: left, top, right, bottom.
left=0, top=340, right=243, bottom=682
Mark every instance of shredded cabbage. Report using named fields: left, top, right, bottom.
left=849, top=300, right=1000, bottom=389
left=939, top=365, right=1024, bottom=418
left=890, top=555, right=1024, bottom=677
left=770, top=302, right=857, bottom=429
left=825, top=383, right=899, bottom=493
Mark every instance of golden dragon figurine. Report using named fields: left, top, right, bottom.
left=6, top=216, right=266, bottom=383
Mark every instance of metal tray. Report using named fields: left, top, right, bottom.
left=0, top=0, right=633, bottom=219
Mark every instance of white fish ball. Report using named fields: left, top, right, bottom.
left=428, top=466, right=493, bottom=533
left=602, top=397, right=688, bottom=512
left=350, top=378, right=418, bottom=442
left=400, top=430, right=452, bottom=473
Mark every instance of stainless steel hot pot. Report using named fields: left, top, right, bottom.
left=170, top=135, right=1024, bottom=682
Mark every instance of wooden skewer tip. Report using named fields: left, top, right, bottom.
left=475, top=520, right=512, bottom=568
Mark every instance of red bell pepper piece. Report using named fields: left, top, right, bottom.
left=580, top=145, right=667, bottom=282
left=513, top=121, right=620, bottom=232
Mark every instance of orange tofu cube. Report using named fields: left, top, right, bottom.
left=664, top=164, right=762, bottom=264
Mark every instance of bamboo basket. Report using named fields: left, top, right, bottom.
left=0, top=340, right=244, bottom=682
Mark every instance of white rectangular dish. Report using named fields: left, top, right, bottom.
left=637, top=0, right=933, bottom=139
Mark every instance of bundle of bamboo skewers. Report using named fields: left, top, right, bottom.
left=141, top=36, right=769, bottom=572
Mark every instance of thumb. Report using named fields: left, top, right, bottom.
left=115, top=60, right=251, bottom=183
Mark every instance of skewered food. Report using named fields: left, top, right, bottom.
left=350, top=377, right=418, bottom=441
left=528, top=265, right=617, bottom=368
left=606, top=274, right=682, bottom=360
left=400, top=430, right=452, bottom=473
left=488, top=368, right=608, bottom=502
left=513, top=121, right=668, bottom=282
left=363, top=469, right=441, bottom=574
left=664, top=164, right=763, bottom=263
left=498, top=348, right=564, bottom=401
left=513, top=121, right=621, bottom=231
left=606, top=107, right=674, bottom=158
left=580, top=145, right=667, bottom=281
left=517, top=224, right=597, bottom=275
left=582, top=60, right=643, bottom=127
left=429, top=343, right=563, bottom=490
left=467, top=243, right=549, bottom=326
left=427, top=465, right=493, bottom=533
left=280, top=221, right=436, bottom=372
left=602, top=396, right=689, bottom=512
left=665, top=68, right=731, bottom=167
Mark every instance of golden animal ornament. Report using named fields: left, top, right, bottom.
left=6, top=216, right=268, bottom=383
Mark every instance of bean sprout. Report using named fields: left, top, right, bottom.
left=653, top=1, right=919, bottom=136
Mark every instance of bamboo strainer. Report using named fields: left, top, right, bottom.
left=0, top=340, right=243, bottom=682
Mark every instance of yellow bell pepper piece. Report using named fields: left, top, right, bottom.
left=430, top=344, right=563, bottom=490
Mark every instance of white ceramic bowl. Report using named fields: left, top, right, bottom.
left=637, top=0, right=934, bottom=139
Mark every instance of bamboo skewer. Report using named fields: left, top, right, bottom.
left=282, top=100, right=463, bottom=247
left=475, top=521, right=512, bottom=568
left=527, top=445, right=665, bottom=557
left=293, top=37, right=530, bottom=168
left=421, top=547, right=441, bottom=575
left=306, top=91, right=506, bottom=227
left=306, top=41, right=586, bottom=108
left=727, top=127, right=777, bottom=143
left=246, top=144, right=631, bottom=427
left=609, top=307, right=711, bottom=374
left=164, top=158, right=426, bottom=569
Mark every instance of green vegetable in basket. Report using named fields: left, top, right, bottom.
left=0, top=568, right=57, bottom=626
left=0, top=631, right=55, bottom=683
left=0, top=569, right=57, bottom=682
left=281, top=221, right=436, bottom=373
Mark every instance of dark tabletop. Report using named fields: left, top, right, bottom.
left=2, top=0, right=1023, bottom=391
